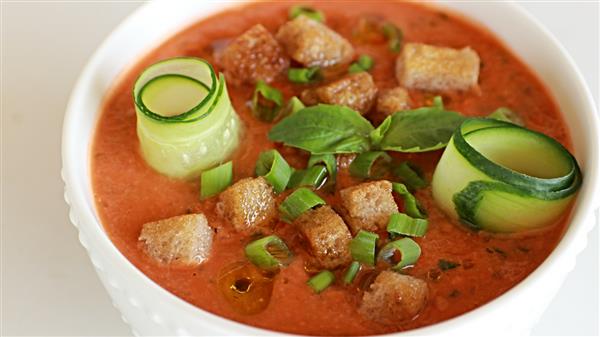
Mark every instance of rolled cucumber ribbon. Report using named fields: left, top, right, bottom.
left=133, top=57, right=241, bottom=179
left=432, top=118, right=581, bottom=233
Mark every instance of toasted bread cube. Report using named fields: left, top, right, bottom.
left=377, top=87, right=411, bottom=116
left=308, top=72, right=378, bottom=114
left=396, top=43, right=480, bottom=91
left=339, top=180, right=398, bottom=233
left=294, top=205, right=352, bottom=269
left=219, top=177, right=277, bottom=232
left=360, top=271, right=429, bottom=324
left=220, top=24, right=289, bottom=85
left=139, top=213, right=214, bottom=265
left=276, top=15, right=354, bottom=67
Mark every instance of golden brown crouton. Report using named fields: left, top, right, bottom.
left=276, top=15, right=354, bottom=67
left=339, top=180, right=398, bottom=233
left=301, top=72, right=378, bottom=114
left=360, top=271, right=429, bottom=325
left=396, top=43, right=480, bottom=91
left=377, top=87, right=411, bottom=116
left=139, top=213, right=214, bottom=265
left=294, top=205, right=352, bottom=269
left=220, top=24, right=289, bottom=85
left=219, top=177, right=277, bottom=232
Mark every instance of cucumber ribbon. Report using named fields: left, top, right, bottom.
left=134, top=57, right=241, bottom=179
left=432, top=118, right=581, bottom=233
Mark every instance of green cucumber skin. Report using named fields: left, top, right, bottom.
left=134, top=57, right=218, bottom=123
left=433, top=118, right=581, bottom=233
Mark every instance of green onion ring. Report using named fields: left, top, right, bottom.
left=200, top=161, right=233, bottom=200
left=349, top=230, right=379, bottom=266
left=349, top=151, right=392, bottom=179
left=307, top=270, right=335, bottom=293
left=255, top=149, right=292, bottom=193
left=245, top=235, right=293, bottom=271
left=378, top=238, right=421, bottom=270
left=387, top=212, right=428, bottom=238
left=279, top=188, right=326, bottom=223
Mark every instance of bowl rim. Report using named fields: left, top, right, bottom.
left=62, top=1, right=600, bottom=335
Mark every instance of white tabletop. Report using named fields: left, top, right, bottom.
left=1, top=2, right=598, bottom=336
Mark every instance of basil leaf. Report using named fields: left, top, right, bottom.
left=374, top=99, right=466, bottom=152
left=268, top=104, right=374, bottom=154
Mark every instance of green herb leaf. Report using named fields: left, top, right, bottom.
left=372, top=97, right=466, bottom=152
left=438, top=259, right=460, bottom=271
left=269, top=104, right=374, bottom=154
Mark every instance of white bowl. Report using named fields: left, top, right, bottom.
left=62, top=1, right=600, bottom=335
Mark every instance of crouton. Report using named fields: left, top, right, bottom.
left=294, top=205, right=352, bottom=269
left=360, top=271, right=429, bottom=325
left=302, top=72, right=378, bottom=114
left=276, top=15, right=354, bottom=67
left=220, top=24, right=289, bottom=85
left=219, top=177, right=277, bottom=232
left=396, top=43, right=480, bottom=91
left=377, top=87, right=411, bottom=116
left=139, top=213, right=214, bottom=265
left=339, top=180, right=398, bottom=233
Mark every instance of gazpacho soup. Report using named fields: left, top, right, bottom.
left=92, top=2, right=582, bottom=335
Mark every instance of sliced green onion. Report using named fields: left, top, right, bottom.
left=393, top=161, right=428, bottom=190
left=134, top=57, right=241, bottom=179
left=392, top=182, right=427, bottom=219
left=350, top=230, right=378, bottom=266
left=343, top=261, right=360, bottom=285
left=287, top=165, right=328, bottom=189
left=200, top=161, right=233, bottom=200
left=245, top=235, right=293, bottom=271
left=280, top=96, right=306, bottom=118
left=349, top=151, right=392, bottom=179
left=387, top=212, right=428, bottom=238
left=288, top=66, right=322, bottom=84
left=488, top=107, right=524, bottom=126
left=348, top=55, right=374, bottom=74
left=432, top=118, right=581, bottom=233
left=279, top=188, right=326, bottom=223
left=308, top=153, right=337, bottom=184
left=289, top=5, right=325, bottom=22
left=252, top=80, right=283, bottom=122
left=255, top=149, right=292, bottom=193
left=307, top=270, right=335, bottom=293
left=381, top=22, right=403, bottom=53
left=378, top=238, right=421, bottom=270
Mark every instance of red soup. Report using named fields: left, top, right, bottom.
left=92, top=1, right=579, bottom=335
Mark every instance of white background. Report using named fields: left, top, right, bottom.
left=1, top=1, right=598, bottom=336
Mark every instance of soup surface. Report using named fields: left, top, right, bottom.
left=92, top=2, right=572, bottom=335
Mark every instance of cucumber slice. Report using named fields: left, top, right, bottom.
left=133, top=57, right=241, bottom=179
left=432, top=118, right=581, bottom=233
left=141, top=74, right=209, bottom=117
